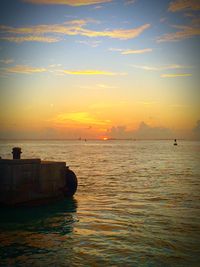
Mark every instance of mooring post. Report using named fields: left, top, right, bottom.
left=12, top=147, right=22, bottom=159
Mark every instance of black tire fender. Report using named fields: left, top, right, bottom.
left=64, top=167, right=78, bottom=197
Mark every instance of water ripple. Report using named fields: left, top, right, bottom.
left=0, top=140, right=200, bottom=266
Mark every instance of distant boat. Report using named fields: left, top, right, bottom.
left=174, top=139, right=177, bottom=146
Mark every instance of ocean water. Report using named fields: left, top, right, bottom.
left=0, top=140, right=200, bottom=267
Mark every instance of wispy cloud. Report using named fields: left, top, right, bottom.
left=0, top=36, right=61, bottom=43
left=193, top=120, right=200, bottom=137
left=159, top=1, right=200, bottom=42
left=51, top=112, right=111, bottom=127
left=63, top=69, right=126, bottom=75
left=169, top=0, right=200, bottom=12
left=3, top=64, right=125, bottom=77
left=92, top=5, right=104, bottom=9
left=0, top=58, right=14, bottom=64
left=0, top=19, right=88, bottom=35
left=132, top=64, right=192, bottom=71
left=109, top=47, right=152, bottom=55
left=76, top=40, right=102, bottom=47
left=109, top=48, right=124, bottom=52
left=125, top=0, right=136, bottom=5
left=97, top=84, right=117, bottom=88
left=22, top=0, right=112, bottom=6
left=6, top=65, right=47, bottom=74
left=157, top=24, right=200, bottom=42
left=0, top=20, right=150, bottom=43
left=97, top=24, right=150, bottom=39
left=161, top=73, right=192, bottom=78
left=121, top=48, right=152, bottom=55
left=49, top=64, right=62, bottom=68
left=132, top=64, right=193, bottom=78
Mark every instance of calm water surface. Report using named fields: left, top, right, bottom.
left=0, top=140, right=200, bottom=266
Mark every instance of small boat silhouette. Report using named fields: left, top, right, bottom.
left=174, top=139, right=177, bottom=146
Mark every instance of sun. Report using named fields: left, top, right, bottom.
left=102, top=137, right=108, bottom=141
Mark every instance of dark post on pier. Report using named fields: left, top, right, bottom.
left=12, top=147, right=22, bottom=159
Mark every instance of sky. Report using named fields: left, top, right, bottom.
left=0, top=0, right=199, bottom=140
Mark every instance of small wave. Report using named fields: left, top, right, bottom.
left=145, top=196, right=169, bottom=202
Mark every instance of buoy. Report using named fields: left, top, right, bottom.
left=62, top=167, right=78, bottom=197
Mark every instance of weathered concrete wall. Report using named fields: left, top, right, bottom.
left=0, top=159, right=66, bottom=205
left=40, top=161, right=66, bottom=197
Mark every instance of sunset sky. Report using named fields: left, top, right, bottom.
left=0, top=0, right=199, bottom=139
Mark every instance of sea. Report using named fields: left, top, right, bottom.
left=0, top=140, right=200, bottom=267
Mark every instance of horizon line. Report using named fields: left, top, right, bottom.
left=0, top=138, right=195, bottom=141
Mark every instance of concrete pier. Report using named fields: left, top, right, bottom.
left=0, top=156, right=77, bottom=206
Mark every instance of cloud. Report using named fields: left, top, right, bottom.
left=109, top=48, right=124, bottom=52
left=125, top=0, right=136, bottom=5
left=131, top=64, right=192, bottom=71
left=6, top=65, right=47, bottom=74
left=49, top=64, right=62, bottom=68
left=121, top=48, right=152, bottom=54
left=134, top=122, right=172, bottom=139
left=92, top=5, right=104, bottom=9
left=3, top=65, right=125, bottom=77
left=50, top=112, right=111, bottom=127
left=169, top=0, right=200, bottom=12
left=158, top=1, right=200, bottom=42
left=97, top=84, right=117, bottom=88
left=161, top=73, right=192, bottom=78
left=193, top=120, right=200, bottom=138
left=0, top=58, right=14, bottom=64
left=107, top=122, right=173, bottom=139
left=109, top=47, right=152, bottom=55
left=0, top=36, right=61, bottom=43
left=0, top=20, right=151, bottom=43
left=76, top=40, right=102, bottom=47
left=77, top=23, right=151, bottom=39
left=22, top=0, right=112, bottom=6
left=108, top=126, right=129, bottom=139
left=63, top=69, right=126, bottom=75
left=0, top=19, right=88, bottom=35
left=157, top=24, right=200, bottom=42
